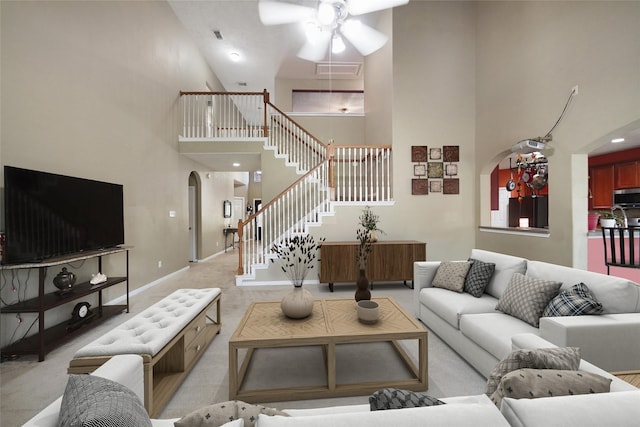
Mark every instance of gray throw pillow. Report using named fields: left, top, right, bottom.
left=174, top=400, right=289, bottom=427
left=369, top=388, right=445, bottom=410
left=432, top=261, right=472, bottom=292
left=464, top=258, right=496, bottom=297
left=542, top=282, right=603, bottom=317
left=58, top=374, right=152, bottom=427
left=485, top=347, right=581, bottom=397
left=491, top=368, right=612, bottom=407
left=495, top=273, right=562, bottom=327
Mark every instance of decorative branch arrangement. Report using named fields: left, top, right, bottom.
left=271, top=235, right=325, bottom=287
left=356, top=206, right=384, bottom=270
left=356, top=227, right=372, bottom=270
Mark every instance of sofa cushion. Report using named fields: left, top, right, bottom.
left=432, top=261, right=472, bottom=292
left=460, top=313, right=539, bottom=361
left=485, top=346, right=581, bottom=397
left=58, top=374, right=151, bottom=427
left=496, top=273, right=562, bottom=327
left=470, top=249, right=527, bottom=299
left=491, top=368, right=612, bottom=407
left=420, top=288, right=499, bottom=329
left=500, top=390, right=640, bottom=427
left=464, top=258, right=496, bottom=297
left=369, top=388, right=445, bottom=410
left=256, top=402, right=511, bottom=427
left=542, top=282, right=603, bottom=317
left=175, top=401, right=289, bottom=427
left=526, top=260, right=640, bottom=314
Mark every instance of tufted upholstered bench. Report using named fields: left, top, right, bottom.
left=68, top=288, right=221, bottom=417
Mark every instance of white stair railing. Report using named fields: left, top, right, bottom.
left=332, top=145, right=394, bottom=203
left=237, top=161, right=331, bottom=276
left=264, top=102, right=326, bottom=173
left=180, top=91, right=267, bottom=139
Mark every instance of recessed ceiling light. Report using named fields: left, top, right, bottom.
left=233, top=162, right=240, bottom=167
left=612, top=138, right=625, bottom=143
left=229, top=52, right=241, bottom=62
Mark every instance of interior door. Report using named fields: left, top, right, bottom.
left=188, top=186, right=197, bottom=262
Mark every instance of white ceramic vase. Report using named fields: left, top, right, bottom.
left=600, top=218, right=617, bottom=228
left=281, top=286, right=314, bottom=319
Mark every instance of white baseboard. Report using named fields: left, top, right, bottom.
left=108, top=266, right=189, bottom=305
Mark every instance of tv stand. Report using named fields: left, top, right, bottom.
left=0, top=247, right=130, bottom=361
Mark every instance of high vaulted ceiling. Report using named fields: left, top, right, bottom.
left=168, top=0, right=369, bottom=95
left=169, top=0, right=640, bottom=171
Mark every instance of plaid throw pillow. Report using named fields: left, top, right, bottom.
left=464, top=258, right=496, bottom=297
left=58, top=375, right=152, bottom=427
left=369, top=388, right=446, bottom=410
left=485, top=347, right=581, bottom=397
left=542, top=283, right=603, bottom=317
left=495, top=273, right=562, bottom=327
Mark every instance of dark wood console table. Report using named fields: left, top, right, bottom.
left=0, top=247, right=130, bottom=361
left=319, top=241, right=426, bottom=291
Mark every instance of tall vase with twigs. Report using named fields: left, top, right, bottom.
left=355, top=227, right=372, bottom=302
left=271, top=235, right=325, bottom=318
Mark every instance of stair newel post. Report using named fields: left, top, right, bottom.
left=327, top=140, right=336, bottom=201
left=237, top=219, right=244, bottom=275
left=263, top=89, right=269, bottom=138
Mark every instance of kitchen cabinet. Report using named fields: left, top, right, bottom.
left=615, top=161, right=640, bottom=189
left=590, top=165, right=615, bottom=209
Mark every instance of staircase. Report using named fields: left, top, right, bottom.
left=179, top=91, right=393, bottom=284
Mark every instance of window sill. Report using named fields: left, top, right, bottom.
left=479, top=226, right=550, bottom=238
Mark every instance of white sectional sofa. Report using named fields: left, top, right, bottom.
left=26, top=336, right=640, bottom=427
left=414, top=249, right=640, bottom=376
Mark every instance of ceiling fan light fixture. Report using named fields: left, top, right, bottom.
left=332, top=34, right=346, bottom=54
left=317, top=2, right=337, bottom=27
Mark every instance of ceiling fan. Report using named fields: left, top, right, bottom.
left=258, top=0, right=410, bottom=62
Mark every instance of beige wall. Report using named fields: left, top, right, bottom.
left=388, top=1, right=477, bottom=261
left=474, top=1, right=640, bottom=267
left=0, top=1, right=226, bottom=347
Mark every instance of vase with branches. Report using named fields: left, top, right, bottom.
left=270, top=234, right=325, bottom=318
left=355, top=227, right=372, bottom=302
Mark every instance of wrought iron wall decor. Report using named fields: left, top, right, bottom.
left=411, top=145, right=460, bottom=195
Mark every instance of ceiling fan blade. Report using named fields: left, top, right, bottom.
left=346, top=0, right=409, bottom=16
left=258, top=1, right=316, bottom=26
left=341, top=20, right=389, bottom=56
left=297, top=31, right=332, bottom=62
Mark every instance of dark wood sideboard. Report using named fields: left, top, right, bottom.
left=319, top=240, right=426, bottom=291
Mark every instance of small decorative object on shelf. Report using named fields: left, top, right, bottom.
left=271, top=234, right=325, bottom=319
left=53, top=267, right=76, bottom=294
left=67, top=301, right=95, bottom=331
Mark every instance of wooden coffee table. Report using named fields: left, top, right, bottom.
left=228, top=296, right=428, bottom=403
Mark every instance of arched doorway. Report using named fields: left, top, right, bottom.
left=188, top=172, right=202, bottom=262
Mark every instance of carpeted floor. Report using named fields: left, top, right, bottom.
left=0, top=250, right=486, bottom=426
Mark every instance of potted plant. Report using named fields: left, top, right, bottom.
left=598, top=210, right=621, bottom=228
left=270, top=234, right=325, bottom=318
left=359, top=206, right=384, bottom=242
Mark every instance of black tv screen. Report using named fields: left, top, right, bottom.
left=3, top=166, right=124, bottom=264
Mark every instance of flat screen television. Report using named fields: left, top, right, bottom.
left=3, top=166, right=124, bottom=264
